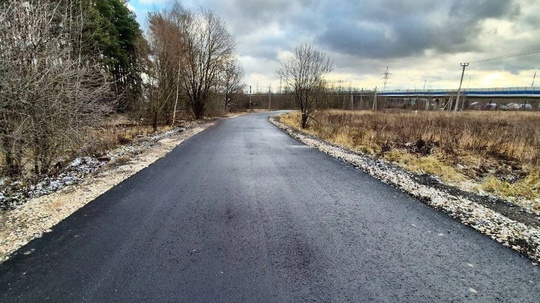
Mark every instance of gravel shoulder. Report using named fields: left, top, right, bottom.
left=270, top=115, right=540, bottom=263
left=0, top=119, right=217, bottom=262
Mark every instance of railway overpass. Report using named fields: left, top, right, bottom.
left=377, top=87, right=540, bottom=110
left=378, top=87, right=540, bottom=98
left=240, top=87, right=540, bottom=111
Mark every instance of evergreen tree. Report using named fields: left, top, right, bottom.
left=63, top=0, right=144, bottom=111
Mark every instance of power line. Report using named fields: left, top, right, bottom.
left=472, top=48, right=540, bottom=63
left=382, top=66, right=391, bottom=90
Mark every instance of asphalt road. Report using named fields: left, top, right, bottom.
left=0, top=112, right=539, bottom=302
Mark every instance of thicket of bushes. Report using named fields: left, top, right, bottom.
left=0, top=0, right=244, bottom=180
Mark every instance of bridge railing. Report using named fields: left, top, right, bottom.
left=379, top=87, right=539, bottom=97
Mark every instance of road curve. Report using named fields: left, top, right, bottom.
left=0, top=112, right=538, bottom=302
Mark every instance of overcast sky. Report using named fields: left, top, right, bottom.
left=129, top=0, right=540, bottom=92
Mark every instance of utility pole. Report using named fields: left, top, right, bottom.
left=268, top=85, right=272, bottom=110
left=350, top=94, right=354, bottom=110
left=249, top=85, right=252, bottom=112
left=373, top=87, right=378, bottom=111
left=338, top=79, right=343, bottom=109
left=529, top=69, right=537, bottom=110
left=423, top=79, right=428, bottom=111
left=172, top=60, right=181, bottom=126
left=279, top=77, right=283, bottom=109
left=454, top=63, right=469, bottom=112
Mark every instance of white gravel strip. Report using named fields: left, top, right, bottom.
left=0, top=121, right=216, bottom=263
left=270, top=116, right=540, bottom=263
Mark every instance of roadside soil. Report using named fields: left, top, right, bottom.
left=0, top=119, right=217, bottom=262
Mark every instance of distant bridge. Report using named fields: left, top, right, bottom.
left=378, top=87, right=540, bottom=98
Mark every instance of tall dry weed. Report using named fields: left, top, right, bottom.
left=302, top=110, right=540, bottom=166
left=282, top=110, right=540, bottom=200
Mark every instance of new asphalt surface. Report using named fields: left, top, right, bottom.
left=0, top=112, right=539, bottom=302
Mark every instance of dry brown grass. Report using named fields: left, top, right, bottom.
left=281, top=110, right=540, bottom=202
left=0, top=115, right=180, bottom=178
left=80, top=115, right=177, bottom=158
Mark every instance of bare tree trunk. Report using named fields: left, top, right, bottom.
left=301, top=112, right=309, bottom=129
left=153, top=111, right=158, bottom=132
left=2, top=134, right=22, bottom=177
left=172, top=61, right=181, bottom=126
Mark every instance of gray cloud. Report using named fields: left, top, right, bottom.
left=160, top=0, right=540, bottom=88
left=317, top=0, right=519, bottom=58
left=190, top=0, right=522, bottom=63
left=181, top=0, right=519, bottom=57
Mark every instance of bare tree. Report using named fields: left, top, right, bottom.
left=146, top=3, right=236, bottom=122
left=0, top=0, right=110, bottom=177
left=177, top=8, right=235, bottom=119
left=146, top=11, right=184, bottom=130
left=219, top=58, right=244, bottom=111
left=277, top=43, right=333, bottom=128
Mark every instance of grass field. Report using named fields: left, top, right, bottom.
left=281, top=110, right=540, bottom=207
